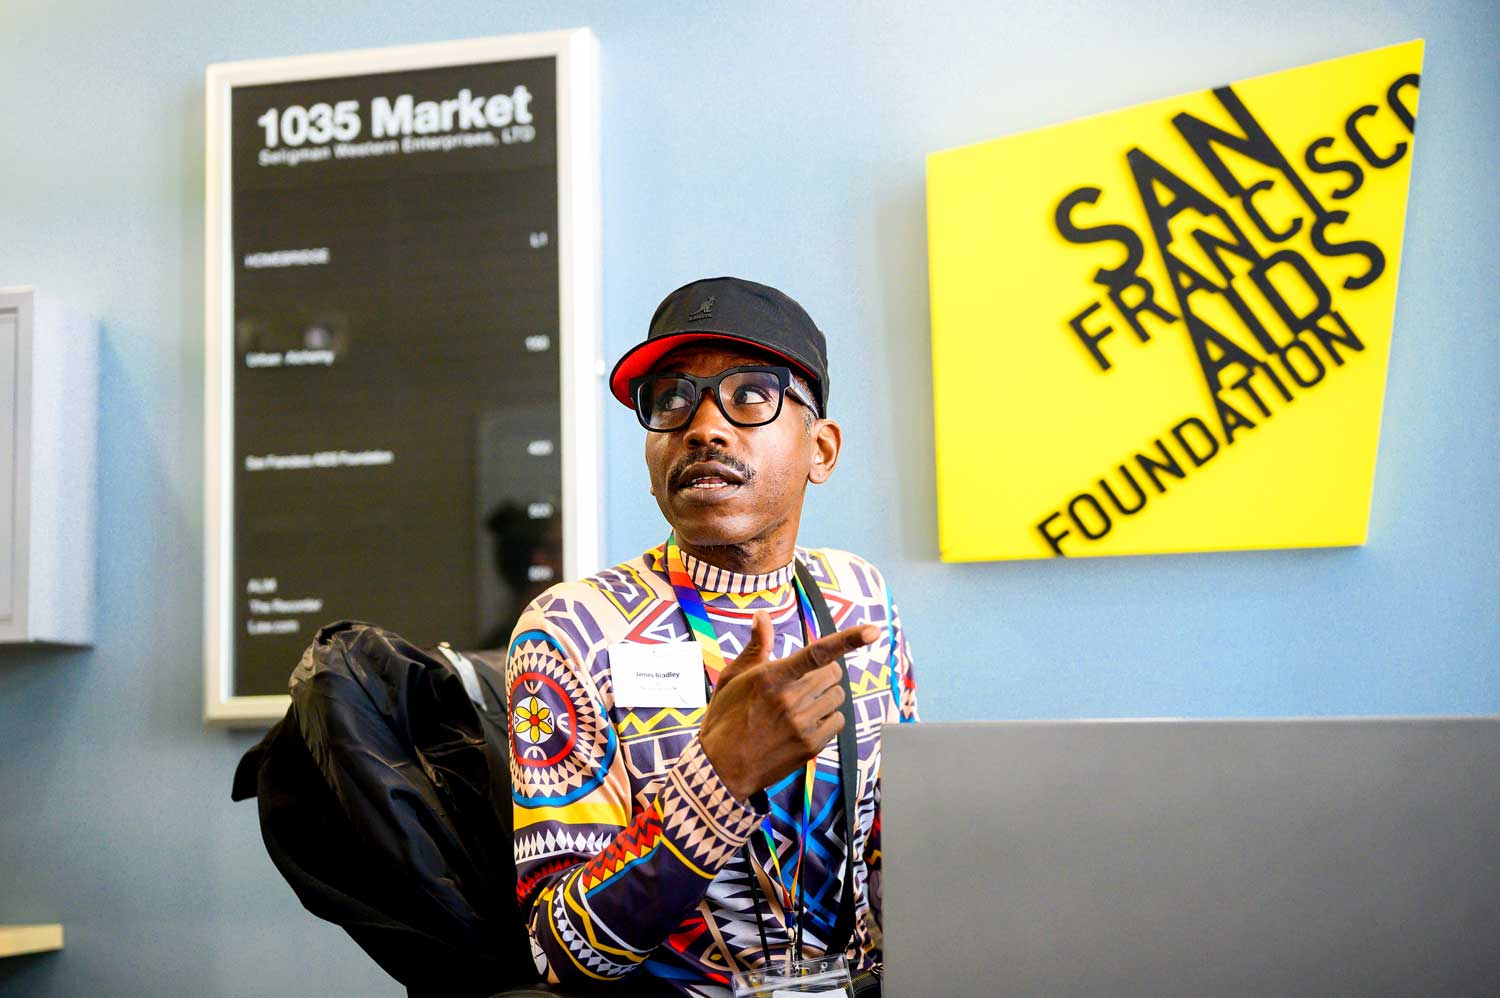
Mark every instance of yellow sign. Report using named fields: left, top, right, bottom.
left=927, top=41, right=1422, bottom=560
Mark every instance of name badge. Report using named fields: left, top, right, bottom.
left=731, top=954, right=853, bottom=997
left=609, top=642, right=707, bottom=709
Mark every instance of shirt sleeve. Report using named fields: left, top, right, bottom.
left=507, top=609, right=764, bottom=986
left=889, top=597, right=919, bottom=724
left=865, top=594, right=919, bottom=936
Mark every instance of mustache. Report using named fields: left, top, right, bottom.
left=669, top=448, right=756, bottom=488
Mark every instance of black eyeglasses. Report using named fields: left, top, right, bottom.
left=628, top=365, right=818, bottom=432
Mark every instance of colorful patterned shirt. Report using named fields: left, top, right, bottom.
left=506, top=543, right=919, bottom=995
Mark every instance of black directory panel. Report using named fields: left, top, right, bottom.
left=223, top=54, right=575, bottom=699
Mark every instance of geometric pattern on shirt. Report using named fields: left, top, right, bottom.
left=623, top=601, right=690, bottom=646
left=662, top=906, right=723, bottom=972
left=819, top=588, right=856, bottom=627
left=622, top=741, right=670, bottom=798
left=508, top=545, right=920, bottom=995
left=515, top=827, right=617, bottom=865
left=892, top=604, right=919, bottom=721
left=695, top=584, right=795, bottom=613
left=791, top=549, right=860, bottom=627
left=508, top=631, right=616, bottom=806
left=690, top=554, right=899, bottom=974
left=853, top=688, right=893, bottom=750
left=549, top=886, right=643, bottom=979
left=701, top=858, right=785, bottom=968
left=585, top=560, right=658, bottom=622
left=532, top=592, right=615, bottom=695
left=618, top=706, right=706, bottom=740
left=658, top=741, right=758, bottom=873
left=763, top=764, right=848, bottom=941
left=529, top=935, right=550, bottom=979
left=692, top=910, right=742, bottom=980
left=714, top=567, right=899, bottom=965
left=622, top=731, right=697, bottom=801
left=681, top=548, right=797, bottom=595
left=698, top=601, right=803, bottom=662
left=579, top=805, right=664, bottom=894
left=517, top=856, right=581, bottom=908
left=846, top=660, right=894, bottom=699
left=796, top=549, right=841, bottom=593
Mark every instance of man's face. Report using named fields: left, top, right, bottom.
left=643, top=345, right=832, bottom=552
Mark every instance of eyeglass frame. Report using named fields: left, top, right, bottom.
left=627, top=364, right=820, bottom=433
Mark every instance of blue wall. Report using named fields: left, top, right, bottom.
left=1, top=1, right=1495, bottom=994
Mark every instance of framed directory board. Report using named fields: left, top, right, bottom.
left=204, top=30, right=601, bottom=724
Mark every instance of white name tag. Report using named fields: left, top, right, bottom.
left=608, top=642, right=707, bottom=709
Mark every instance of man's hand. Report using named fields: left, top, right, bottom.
left=698, top=610, right=879, bottom=802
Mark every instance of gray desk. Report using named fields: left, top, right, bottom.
left=882, top=718, right=1500, bottom=997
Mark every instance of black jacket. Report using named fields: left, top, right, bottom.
left=232, top=621, right=537, bottom=997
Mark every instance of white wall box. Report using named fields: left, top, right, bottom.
left=0, top=287, right=97, bottom=645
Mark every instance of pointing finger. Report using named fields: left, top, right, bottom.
left=779, top=624, right=879, bottom=679
left=808, top=624, right=879, bottom=667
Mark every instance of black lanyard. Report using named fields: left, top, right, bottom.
left=727, top=560, right=862, bottom=969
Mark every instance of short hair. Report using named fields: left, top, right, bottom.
left=789, top=370, right=819, bottom=432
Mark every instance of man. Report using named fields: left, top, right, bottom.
left=506, top=277, right=919, bottom=995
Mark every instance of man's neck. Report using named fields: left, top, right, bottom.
left=674, top=535, right=795, bottom=578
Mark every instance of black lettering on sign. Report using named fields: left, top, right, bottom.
left=1037, top=512, right=1072, bottom=556
left=1191, top=227, right=1277, bottom=353
left=1054, top=186, right=1177, bottom=361
left=1054, top=186, right=1148, bottom=277
left=1254, top=358, right=1295, bottom=403
left=1304, top=137, right=1365, bottom=200
left=1067, top=301, right=1117, bottom=371
left=1228, top=368, right=1273, bottom=417
left=1166, top=250, right=1225, bottom=298
left=1126, top=148, right=1229, bottom=255
left=1068, top=493, right=1113, bottom=540
left=1242, top=179, right=1303, bottom=242
left=1387, top=73, right=1420, bottom=132
left=1275, top=337, right=1327, bottom=388
left=1135, top=439, right=1187, bottom=493
left=1310, top=209, right=1386, bottom=291
left=1212, top=393, right=1257, bottom=445
left=1185, top=312, right=1266, bottom=400
left=1036, top=67, right=1416, bottom=556
left=1109, top=277, right=1178, bottom=347
left=1250, top=250, right=1335, bottom=339
left=1099, top=464, right=1149, bottom=516
left=1345, top=104, right=1408, bottom=168
left=1307, top=310, right=1365, bottom=368
left=1172, top=85, right=1326, bottom=220
left=1127, top=148, right=1269, bottom=398
left=1171, top=416, right=1221, bottom=467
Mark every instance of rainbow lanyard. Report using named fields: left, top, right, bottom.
left=664, top=534, right=819, bottom=946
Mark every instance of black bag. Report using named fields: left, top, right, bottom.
left=231, top=621, right=538, bottom=997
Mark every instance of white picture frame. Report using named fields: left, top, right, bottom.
left=204, top=30, right=601, bottom=725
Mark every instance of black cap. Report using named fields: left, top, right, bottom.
left=608, top=276, right=830, bottom=416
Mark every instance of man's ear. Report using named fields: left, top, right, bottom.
left=808, top=419, right=841, bottom=485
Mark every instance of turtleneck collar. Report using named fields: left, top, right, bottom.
left=679, top=548, right=797, bottom=595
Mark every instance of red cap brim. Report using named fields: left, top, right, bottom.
left=607, top=331, right=816, bottom=408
